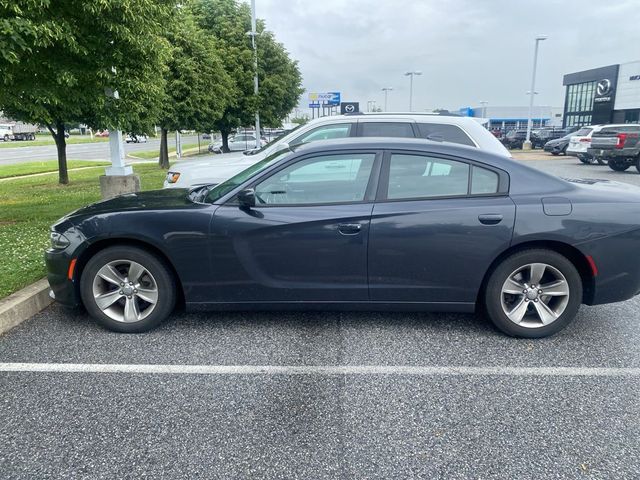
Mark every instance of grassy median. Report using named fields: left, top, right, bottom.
left=0, top=160, right=110, bottom=179
left=0, top=163, right=167, bottom=299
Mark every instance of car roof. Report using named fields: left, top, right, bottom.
left=301, top=112, right=475, bottom=125
left=291, top=136, right=516, bottom=168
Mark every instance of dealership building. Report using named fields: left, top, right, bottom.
left=562, top=60, right=640, bottom=127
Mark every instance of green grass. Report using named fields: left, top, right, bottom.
left=130, top=142, right=201, bottom=159
left=0, top=134, right=110, bottom=148
left=0, top=160, right=109, bottom=179
left=0, top=163, right=167, bottom=299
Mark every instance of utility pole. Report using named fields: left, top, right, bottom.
left=382, top=87, right=393, bottom=111
left=405, top=71, right=422, bottom=112
left=524, top=35, right=547, bottom=150
left=249, top=0, right=260, bottom=149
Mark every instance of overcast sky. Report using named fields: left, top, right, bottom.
left=254, top=0, right=639, bottom=114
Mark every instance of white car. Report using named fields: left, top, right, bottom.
left=566, top=125, right=603, bottom=163
left=125, top=133, right=148, bottom=143
left=164, top=113, right=511, bottom=189
left=208, top=133, right=266, bottom=153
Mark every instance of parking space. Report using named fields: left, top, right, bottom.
left=1, top=157, right=639, bottom=479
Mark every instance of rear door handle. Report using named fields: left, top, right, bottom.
left=337, top=223, right=362, bottom=235
left=478, top=214, right=503, bottom=225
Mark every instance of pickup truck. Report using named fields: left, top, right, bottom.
left=0, top=122, right=38, bottom=141
left=588, top=124, right=640, bottom=173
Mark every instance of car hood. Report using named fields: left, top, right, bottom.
left=173, top=151, right=249, bottom=171
left=65, top=188, right=198, bottom=219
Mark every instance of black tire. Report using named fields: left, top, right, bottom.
left=636, top=156, right=640, bottom=174
left=3, top=134, right=8, bottom=142
left=483, top=249, right=582, bottom=338
left=608, top=159, right=630, bottom=172
left=551, top=151, right=559, bottom=156
left=80, top=246, right=176, bottom=333
left=596, top=156, right=608, bottom=165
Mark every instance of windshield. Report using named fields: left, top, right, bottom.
left=243, top=123, right=304, bottom=156
left=205, top=148, right=292, bottom=203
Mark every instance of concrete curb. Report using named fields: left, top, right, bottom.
left=0, top=279, right=52, bottom=336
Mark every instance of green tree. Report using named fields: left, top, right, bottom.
left=157, top=6, right=232, bottom=169
left=192, top=0, right=303, bottom=152
left=0, top=0, right=174, bottom=184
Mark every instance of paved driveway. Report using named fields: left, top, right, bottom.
left=1, top=155, right=639, bottom=479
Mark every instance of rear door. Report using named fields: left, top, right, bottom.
left=368, top=151, right=515, bottom=304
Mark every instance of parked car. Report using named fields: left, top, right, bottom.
left=208, top=134, right=266, bottom=154
left=46, top=137, right=640, bottom=337
left=543, top=133, right=573, bottom=155
left=124, top=134, right=148, bottom=143
left=166, top=113, right=511, bottom=188
left=501, top=129, right=529, bottom=149
left=532, top=128, right=573, bottom=149
left=95, top=130, right=110, bottom=138
left=202, top=133, right=211, bottom=140
left=588, top=124, right=640, bottom=173
left=566, top=125, right=604, bottom=164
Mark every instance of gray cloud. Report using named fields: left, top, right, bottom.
left=253, top=0, right=639, bottom=113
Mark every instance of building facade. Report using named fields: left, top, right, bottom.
left=562, top=61, right=640, bottom=127
left=458, top=106, right=561, bottom=131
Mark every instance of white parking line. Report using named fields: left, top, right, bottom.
left=0, top=363, right=639, bottom=377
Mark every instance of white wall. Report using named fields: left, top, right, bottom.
left=614, top=61, right=640, bottom=110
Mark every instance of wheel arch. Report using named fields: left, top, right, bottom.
left=74, top=237, right=185, bottom=307
left=477, top=240, right=595, bottom=306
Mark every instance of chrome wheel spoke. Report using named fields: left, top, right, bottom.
left=507, top=298, right=529, bottom=324
left=539, top=279, right=569, bottom=297
left=529, top=263, right=546, bottom=286
left=135, top=287, right=158, bottom=305
left=94, top=290, right=123, bottom=310
left=503, top=277, right=526, bottom=295
left=533, top=300, right=558, bottom=325
left=123, top=296, right=141, bottom=323
left=127, top=262, right=145, bottom=283
left=98, top=265, right=125, bottom=286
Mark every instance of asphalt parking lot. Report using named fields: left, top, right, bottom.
left=1, top=155, right=639, bottom=479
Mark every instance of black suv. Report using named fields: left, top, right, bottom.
left=501, top=129, right=529, bottom=149
left=588, top=124, right=640, bottom=173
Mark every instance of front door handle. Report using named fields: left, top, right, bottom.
left=478, top=214, right=503, bottom=225
left=337, top=223, right=362, bottom=235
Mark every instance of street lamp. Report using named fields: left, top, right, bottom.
left=247, top=0, right=260, bottom=149
left=381, top=87, right=393, bottom=111
left=404, top=71, right=422, bottom=111
left=523, top=35, right=547, bottom=150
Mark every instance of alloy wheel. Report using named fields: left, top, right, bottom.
left=92, top=260, right=159, bottom=323
left=500, top=263, right=570, bottom=328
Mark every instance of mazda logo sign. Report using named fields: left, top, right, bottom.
left=345, top=104, right=355, bottom=113
left=596, top=79, right=612, bottom=96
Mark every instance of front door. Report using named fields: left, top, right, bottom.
left=208, top=151, right=380, bottom=303
left=368, top=152, right=515, bottom=304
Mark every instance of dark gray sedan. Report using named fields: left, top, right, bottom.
left=45, top=138, right=640, bottom=338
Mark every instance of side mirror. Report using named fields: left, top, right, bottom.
left=237, top=188, right=256, bottom=208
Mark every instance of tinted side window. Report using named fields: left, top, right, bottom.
left=254, top=153, right=375, bottom=205
left=360, top=122, right=415, bottom=138
left=292, top=124, right=353, bottom=145
left=417, top=123, right=475, bottom=147
left=387, top=154, right=469, bottom=200
left=471, top=166, right=499, bottom=194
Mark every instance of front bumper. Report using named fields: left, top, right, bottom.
left=44, top=248, right=81, bottom=307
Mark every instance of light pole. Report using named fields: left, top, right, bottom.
left=248, top=0, right=260, bottom=149
left=381, top=87, right=393, bottom=111
left=523, top=35, right=547, bottom=150
left=404, top=71, right=422, bottom=111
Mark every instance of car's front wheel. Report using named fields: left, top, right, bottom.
left=484, top=250, right=582, bottom=338
left=608, top=159, right=630, bottom=172
left=80, top=246, right=176, bottom=333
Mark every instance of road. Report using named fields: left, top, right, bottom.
left=0, top=154, right=639, bottom=479
left=0, top=135, right=201, bottom=165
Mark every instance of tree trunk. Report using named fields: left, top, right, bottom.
left=47, top=120, right=68, bottom=184
left=159, top=128, right=169, bottom=169
left=221, top=130, right=230, bottom=153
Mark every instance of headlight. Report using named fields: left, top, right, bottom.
left=50, top=231, right=70, bottom=249
left=166, top=172, right=181, bottom=184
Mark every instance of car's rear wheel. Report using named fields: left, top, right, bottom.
left=608, top=159, right=630, bottom=172
left=80, top=246, right=176, bottom=333
left=578, top=155, right=593, bottom=164
left=635, top=155, right=640, bottom=174
left=551, top=151, right=559, bottom=156
left=484, top=250, right=582, bottom=338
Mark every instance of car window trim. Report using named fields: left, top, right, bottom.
left=222, top=149, right=384, bottom=208
left=288, top=122, right=357, bottom=147
left=375, top=149, right=510, bottom=203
